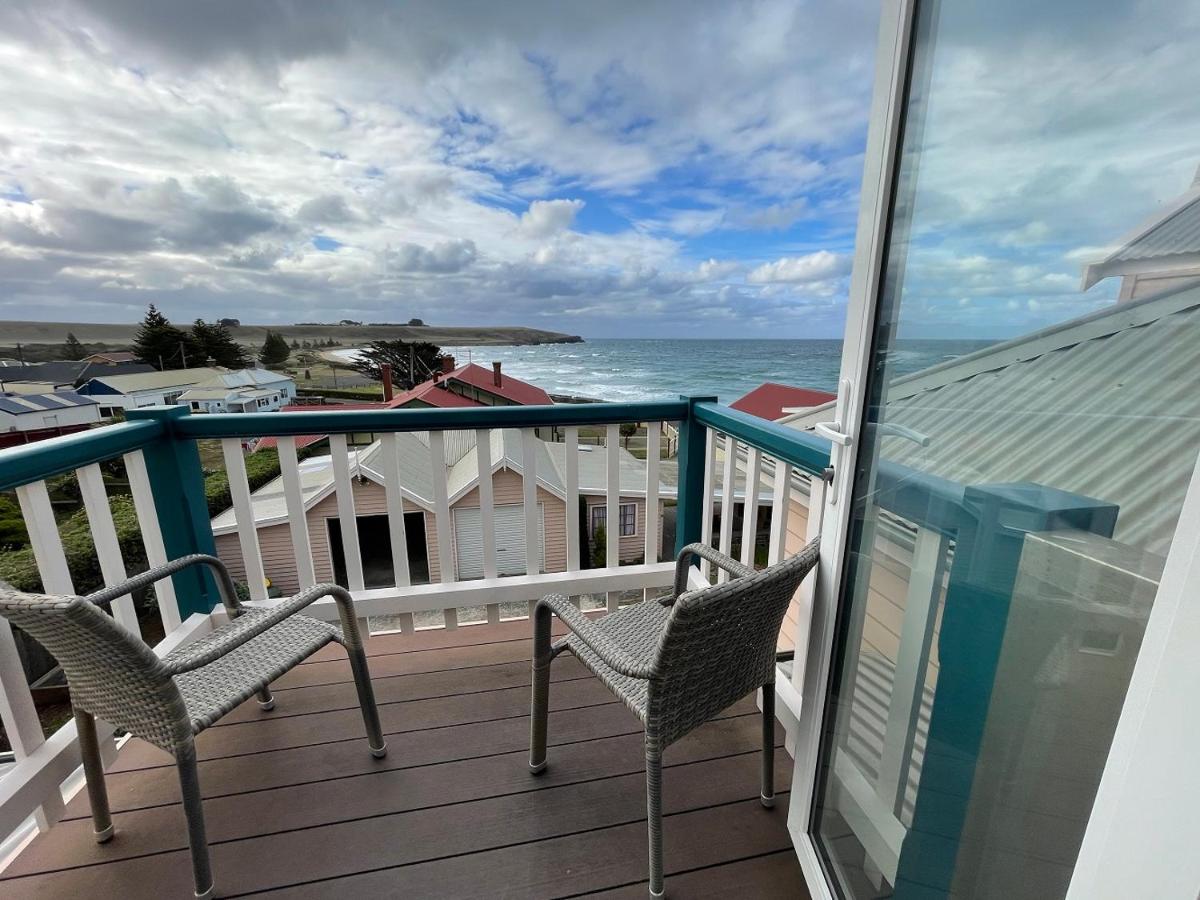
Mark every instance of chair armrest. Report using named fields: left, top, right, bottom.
left=164, top=582, right=356, bottom=674
left=85, top=554, right=242, bottom=616
left=669, top=543, right=756, bottom=602
left=535, top=595, right=655, bottom=679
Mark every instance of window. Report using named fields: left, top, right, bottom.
left=162, top=391, right=182, bottom=404
left=591, top=503, right=636, bottom=536
left=619, top=503, right=636, bottom=537
left=257, top=397, right=269, bottom=407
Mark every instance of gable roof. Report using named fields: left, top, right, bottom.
left=386, top=362, right=553, bottom=409
left=200, top=369, right=293, bottom=389
left=784, top=281, right=1200, bottom=556
left=84, top=351, right=137, bottom=363
left=731, top=382, right=835, bottom=422
left=0, top=360, right=154, bottom=387
left=1082, top=166, right=1200, bottom=289
left=80, top=366, right=228, bottom=393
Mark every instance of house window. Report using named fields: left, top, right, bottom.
left=190, top=401, right=201, bottom=410
left=257, top=397, right=269, bottom=407
left=591, top=503, right=636, bottom=537
left=163, top=392, right=182, bottom=404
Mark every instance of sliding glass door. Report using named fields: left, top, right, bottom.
left=793, top=0, right=1200, bottom=897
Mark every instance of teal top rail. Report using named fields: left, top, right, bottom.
left=692, top=401, right=832, bottom=477
left=0, top=419, right=164, bottom=492
left=172, top=400, right=693, bottom=439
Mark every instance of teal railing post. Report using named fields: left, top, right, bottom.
left=125, top=406, right=220, bottom=617
left=674, top=395, right=718, bottom=557
left=893, top=482, right=1118, bottom=898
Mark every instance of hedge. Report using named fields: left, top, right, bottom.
left=0, top=448, right=285, bottom=598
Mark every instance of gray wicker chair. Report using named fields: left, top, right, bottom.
left=0, top=554, right=386, bottom=900
left=529, top=538, right=819, bottom=897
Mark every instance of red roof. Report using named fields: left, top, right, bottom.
left=730, top=382, right=835, bottom=422
left=386, top=363, right=552, bottom=409
left=254, top=402, right=387, bottom=451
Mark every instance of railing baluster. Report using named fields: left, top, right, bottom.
left=520, top=428, right=541, bottom=578
left=718, top=434, right=738, bottom=583
left=474, top=429, right=500, bottom=624
left=221, top=438, right=268, bottom=602
left=378, top=433, right=414, bottom=633
left=276, top=436, right=316, bottom=590
left=329, top=434, right=365, bottom=594
left=124, top=450, right=181, bottom=633
left=644, top=421, right=661, bottom=565
left=10, top=480, right=70, bottom=828
left=427, top=430, right=456, bottom=629
left=739, top=446, right=762, bottom=568
left=605, top=423, right=621, bottom=611
left=76, top=463, right=138, bottom=635
left=699, top=428, right=717, bottom=579
left=767, top=459, right=793, bottom=566
left=791, top=474, right=826, bottom=692
left=565, top=426, right=580, bottom=572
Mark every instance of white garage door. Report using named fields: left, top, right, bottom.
left=454, top=503, right=544, bottom=579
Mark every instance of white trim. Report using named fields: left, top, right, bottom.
left=1067, top=444, right=1200, bottom=900
left=788, top=0, right=918, bottom=892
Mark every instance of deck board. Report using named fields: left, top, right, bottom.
left=2, top=620, right=808, bottom=899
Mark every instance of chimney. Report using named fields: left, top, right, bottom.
left=433, top=371, right=442, bottom=383
left=380, top=363, right=394, bottom=401
left=441, top=355, right=455, bottom=374
left=492, top=361, right=502, bottom=387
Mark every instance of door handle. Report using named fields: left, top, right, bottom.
left=814, top=421, right=852, bottom=446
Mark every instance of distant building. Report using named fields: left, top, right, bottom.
left=0, top=391, right=100, bottom=448
left=0, top=360, right=154, bottom=394
left=730, top=382, right=836, bottom=422
left=388, top=358, right=553, bottom=408
left=82, top=351, right=138, bottom=365
left=219, top=318, right=241, bottom=327
left=78, top=367, right=296, bottom=417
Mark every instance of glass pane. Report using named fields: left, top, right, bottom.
left=809, top=1, right=1200, bottom=897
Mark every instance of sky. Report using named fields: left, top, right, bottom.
left=0, top=1, right=1196, bottom=340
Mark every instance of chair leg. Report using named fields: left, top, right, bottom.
left=74, top=710, right=113, bottom=843
left=176, top=739, right=215, bottom=900
left=529, top=601, right=553, bottom=774
left=761, top=682, right=775, bottom=808
left=256, top=686, right=275, bottom=711
left=346, top=641, right=387, bottom=758
left=646, top=740, right=665, bottom=897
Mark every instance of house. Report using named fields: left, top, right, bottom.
left=77, top=367, right=295, bottom=417
left=76, top=367, right=229, bottom=415
left=81, top=351, right=137, bottom=365
left=212, top=430, right=667, bottom=594
left=1082, top=165, right=1200, bottom=301
left=387, top=357, right=553, bottom=408
left=0, top=391, right=99, bottom=447
left=0, top=360, right=153, bottom=394
left=730, top=382, right=835, bottom=422
left=177, top=369, right=296, bottom=413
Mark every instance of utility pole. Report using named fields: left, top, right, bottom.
left=179, top=341, right=188, bottom=368
left=15, top=342, right=24, bottom=365
left=408, top=345, right=414, bottom=388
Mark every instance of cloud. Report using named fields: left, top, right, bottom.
left=386, top=238, right=477, bottom=274
left=518, top=199, right=585, bottom=238
left=747, top=251, right=850, bottom=284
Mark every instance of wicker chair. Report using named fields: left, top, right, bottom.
left=0, top=554, right=386, bottom=900
left=529, top=538, right=819, bottom=897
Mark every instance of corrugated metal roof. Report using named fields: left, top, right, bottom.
left=1109, top=190, right=1200, bottom=262
left=787, top=282, right=1200, bottom=556
left=82, top=367, right=228, bottom=392
left=0, top=390, right=98, bottom=415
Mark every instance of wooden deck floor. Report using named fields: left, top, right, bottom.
left=0, top=618, right=807, bottom=898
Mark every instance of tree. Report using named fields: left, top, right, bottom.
left=349, top=339, right=445, bottom=388
left=190, top=319, right=250, bottom=369
left=132, top=304, right=196, bottom=370
left=591, top=524, right=607, bottom=568
left=620, top=422, right=638, bottom=449
left=258, top=331, right=291, bottom=366
left=407, top=318, right=426, bottom=326
left=60, top=332, right=87, bottom=360
left=290, top=338, right=300, bottom=349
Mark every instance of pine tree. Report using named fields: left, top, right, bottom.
left=190, top=319, right=250, bottom=369
left=132, top=305, right=195, bottom=370
left=258, top=331, right=292, bottom=366
left=350, top=339, right=445, bottom=388
left=290, top=339, right=300, bottom=349
left=60, top=332, right=87, bottom=360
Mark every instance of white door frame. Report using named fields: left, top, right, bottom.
left=1066, top=442, right=1200, bottom=900
left=787, top=0, right=919, bottom=895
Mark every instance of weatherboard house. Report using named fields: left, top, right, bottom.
left=78, top=367, right=295, bottom=416
left=213, top=430, right=667, bottom=593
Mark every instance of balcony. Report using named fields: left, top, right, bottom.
left=0, top=398, right=830, bottom=897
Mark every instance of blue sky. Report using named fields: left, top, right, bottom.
left=0, top=0, right=1194, bottom=340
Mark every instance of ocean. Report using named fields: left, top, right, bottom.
left=335, top=338, right=994, bottom=404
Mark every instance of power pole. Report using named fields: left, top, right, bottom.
left=179, top=341, right=188, bottom=368
left=408, top=345, right=414, bottom=388
left=16, top=342, right=24, bottom=365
